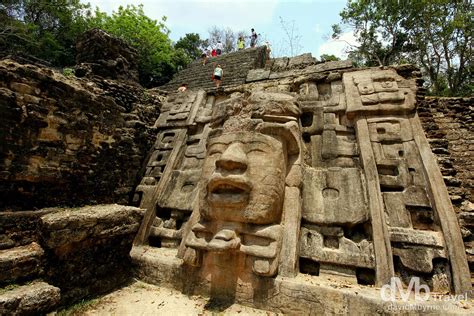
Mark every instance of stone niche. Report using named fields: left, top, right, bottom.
left=130, top=65, right=472, bottom=314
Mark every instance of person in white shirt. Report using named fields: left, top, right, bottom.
left=213, top=64, right=223, bottom=89
left=215, top=41, right=224, bottom=56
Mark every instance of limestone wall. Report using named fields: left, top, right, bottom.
left=0, top=58, right=161, bottom=210
left=419, top=97, right=474, bottom=273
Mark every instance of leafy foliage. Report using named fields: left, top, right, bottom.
left=175, top=33, right=206, bottom=61
left=1, top=2, right=191, bottom=87
left=332, top=0, right=473, bottom=96
left=0, top=0, right=92, bottom=65
left=89, top=4, right=187, bottom=87
left=320, top=54, right=340, bottom=62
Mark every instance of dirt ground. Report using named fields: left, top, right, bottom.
left=73, top=280, right=279, bottom=315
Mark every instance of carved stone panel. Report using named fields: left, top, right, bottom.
left=300, top=226, right=375, bottom=269
left=344, top=69, right=416, bottom=117
left=154, top=91, right=202, bottom=128
left=302, top=167, right=368, bottom=225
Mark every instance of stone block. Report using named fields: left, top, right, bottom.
left=299, top=226, right=375, bottom=268
left=0, top=243, right=44, bottom=284
left=343, top=69, right=416, bottom=117
left=0, top=282, right=60, bottom=316
left=40, top=204, right=144, bottom=249
left=246, top=69, right=270, bottom=82
left=288, top=53, right=316, bottom=69
left=303, top=168, right=368, bottom=225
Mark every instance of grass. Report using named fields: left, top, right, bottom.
left=57, top=298, right=99, bottom=316
left=0, top=283, right=21, bottom=295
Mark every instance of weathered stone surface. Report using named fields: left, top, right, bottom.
left=0, top=209, right=53, bottom=249
left=0, top=282, right=60, bottom=316
left=75, top=28, right=139, bottom=82
left=130, top=60, right=471, bottom=312
left=180, top=91, right=302, bottom=283
left=303, top=167, right=368, bottom=225
left=418, top=97, right=474, bottom=272
left=40, top=204, right=144, bottom=249
left=39, top=204, right=143, bottom=304
left=160, top=47, right=266, bottom=91
left=0, top=59, right=161, bottom=210
left=287, top=53, right=317, bottom=69
left=0, top=243, right=44, bottom=284
left=246, top=69, right=270, bottom=82
left=131, top=246, right=472, bottom=315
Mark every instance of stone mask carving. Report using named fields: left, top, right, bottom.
left=183, top=92, right=301, bottom=277
left=200, top=131, right=286, bottom=224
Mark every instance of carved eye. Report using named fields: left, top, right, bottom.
left=208, top=144, right=225, bottom=156
left=246, top=143, right=268, bottom=154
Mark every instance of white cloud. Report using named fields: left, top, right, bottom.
left=317, top=31, right=358, bottom=59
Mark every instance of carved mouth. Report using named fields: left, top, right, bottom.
left=207, top=178, right=250, bottom=206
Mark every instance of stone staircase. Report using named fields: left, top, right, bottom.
left=160, top=47, right=266, bottom=92
left=0, top=211, right=60, bottom=315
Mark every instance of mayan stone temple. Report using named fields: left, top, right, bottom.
left=0, top=31, right=473, bottom=315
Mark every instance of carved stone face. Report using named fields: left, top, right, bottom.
left=199, top=131, right=286, bottom=224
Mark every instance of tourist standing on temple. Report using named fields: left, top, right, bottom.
left=250, top=28, right=258, bottom=47
left=237, top=36, right=245, bottom=50
left=264, top=41, right=271, bottom=61
left=213, top=64, right=223, bottom=89
left=201, top=47, right=208, bottom=65
left=216, top=40, right=224, bottom=56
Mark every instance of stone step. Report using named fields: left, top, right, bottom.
left=160, top=47, right=266, bottom=92
left=0, top=281, right=60, bottom=316
left=0, top=209, right=53, bottom=250
left=0, top=243, right=44, bottom=284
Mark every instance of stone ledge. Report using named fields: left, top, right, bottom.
left=0, top=281, right=60, bottom=315
left=0, top=243, right=44, bottom=284
left=40, top=204, right=144, bottom=249
left=131, top=246, right=472, bottom=315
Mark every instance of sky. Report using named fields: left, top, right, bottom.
left=81, top=0, right=356, bottom=59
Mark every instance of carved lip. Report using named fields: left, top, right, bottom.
left=207, top=177, right=251, bottom=206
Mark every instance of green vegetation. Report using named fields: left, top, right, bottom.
left=0, top=0, right=92, bottom=66
left=0, top=1, right=191, bottom=87
left=332, top=0, right=473, bottom=96
left=63, top=67, right=75, bottom=77
left=88, top=4, right=188, bottom=87
left=0, top=283, right=21, bottom=294
left=320, top=54, right=340, bottom=62
left=175, top=33, right=206, bottom=61
left=57, top=298, right=99, bottom=316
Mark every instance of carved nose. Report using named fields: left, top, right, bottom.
left=216, top=143, right=247, bottom=171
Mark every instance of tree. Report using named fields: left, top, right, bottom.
left=279, top=16, right=303, bottom=57
left=175, top=33, right=205, bottom=60
left=403, top=0, right=473, bottom=95
left=320, top=54, right=340, bottom=62
left=0, top=0, right=92, bottom=65
left=90, top=5, right=185, bottom=87
left=332, top=0, right=473, bottom=96
left=207, top=26, right=245, bottom=53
